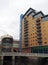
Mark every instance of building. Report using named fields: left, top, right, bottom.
left=1, top=34, right=13, bottom=52
left=20, top=8, right=48, bottom=53
left=13, top=40, right=19, bottom=52
left=0, top=35, right=19, bottom=52
left=0, top=35, right=19, bottom=65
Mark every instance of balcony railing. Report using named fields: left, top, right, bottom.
left=24, top=31, right=28, bottom=34
left=36, top=26, right=41, bottom=29
left=37, top=30, right=41, bottom=32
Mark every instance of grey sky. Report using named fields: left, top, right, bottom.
left=0, top=0, right=48, bottom=40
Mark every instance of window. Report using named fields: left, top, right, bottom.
left=35, top=36, right=37, bottom=37
left=33, top=33, right=34, bottom=35
left=31, top=44, right=32, bottom=45
left=44, top=42, right=47, bottom=44
left=36, top=39, right=37, bottom=41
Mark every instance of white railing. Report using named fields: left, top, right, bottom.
left=0, top=52, right=48, bottom=57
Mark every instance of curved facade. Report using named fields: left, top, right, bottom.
left=1, top=35, right=13, bottom=52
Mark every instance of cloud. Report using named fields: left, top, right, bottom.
left=0, top=0, right=48, bottom=40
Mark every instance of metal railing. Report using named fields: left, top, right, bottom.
left=0, top=52, right=48, bottom=57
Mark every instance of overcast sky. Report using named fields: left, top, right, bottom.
left=0, top=0, right=48, bottom=40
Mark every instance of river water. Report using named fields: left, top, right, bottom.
left=0, top=57, right=48, bottom=65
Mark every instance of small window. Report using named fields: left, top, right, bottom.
left=31, top=44, right=32, bottom=45
left=44, top=42, right=47, bottom=44
left=36, top=39, right=37, bottom=41
left=35, top=36, right=37, bottom=37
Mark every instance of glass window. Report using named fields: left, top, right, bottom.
left=2, top=43, right=12, bottom=46
left=44, top=42, right=47, bottom=44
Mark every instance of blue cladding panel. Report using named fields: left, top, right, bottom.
left=42, top=16, right=48, bottom=21
left=19, top=14, right=23, bottom=52
left=34, top=13, right=43, bottom=18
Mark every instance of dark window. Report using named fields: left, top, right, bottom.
left=36, top=39, right=37, bottom=41
left=25, top=44, right=28, bottom=46
left=44, top=42, right=47, bottom=44
left=35, top=36, right=37, bottom=37
left=33, top=33, right=34, bottom=34
left=36, top=20, right=40, bottom=23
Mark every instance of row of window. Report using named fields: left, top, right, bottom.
left=24, top=42, right=48, bottom=47
left=2, top=43, right=12, bottom=46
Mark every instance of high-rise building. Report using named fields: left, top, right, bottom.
left=20, top=8, right=48, bottom=53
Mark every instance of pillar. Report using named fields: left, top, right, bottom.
left=12, top=56, right=15, bottom=65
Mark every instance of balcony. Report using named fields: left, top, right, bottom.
left=36, top=26, right=41, bottom=29
left=24, top=37, right=28, bottom=40
left=24, top=36, right=28, bottom=38
left=24, top=40, right=28, bottom=43
left=24, top=26, right=28, bottom=28
left=37, top=30, right=41, bottom=32
left=24, top=19, right=28, bottom=23
left=24, top=39, right=28, bottom=41
left=24, top=34, right=28, bottom=37
left=24, top=23, right=28, bottom=26
left=38, top=40, right=42, bottom=44
left=36, top=20, right=40, bottom=23
left=24, top=36, right=28, bottom=39
left=24, top=33, right=28, bottom=35
left=24, top=21, right=28, bottom=24
left=24, top=31, right=28, bottom=34
left=25, top=44, right=28, bottom=47
left=37, top=37, right=42, bottom=40
left=24, top=28, right=28, bottom=31
left=37, top=34, right=42, bottom=36
left=36, top=21, right=40, bottom=24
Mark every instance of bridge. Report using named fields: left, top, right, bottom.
left=0, top=52, right=48, bottom=57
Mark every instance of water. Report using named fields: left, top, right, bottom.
left=0, top=60, right=3, bottom=65
left=0, top=57, right=48, bottom=65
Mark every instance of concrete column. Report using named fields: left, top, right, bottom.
left=12, top=56, right=15, bottom=65
left=1, top=56, right=3, bottom=65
